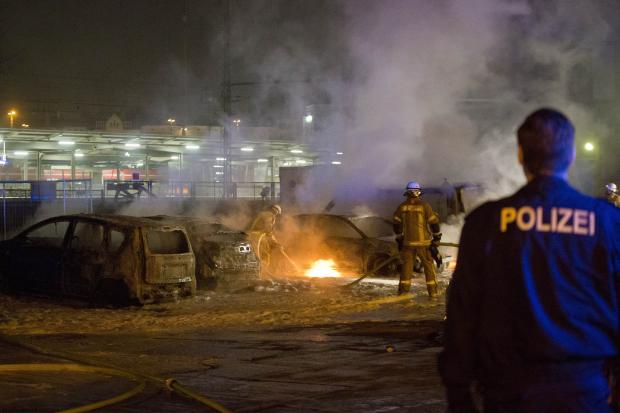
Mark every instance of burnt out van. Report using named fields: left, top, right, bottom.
left=0, top=214, right=196, bottom=305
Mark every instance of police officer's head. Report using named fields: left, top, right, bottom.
left=517, top=108, right=575, bottom=178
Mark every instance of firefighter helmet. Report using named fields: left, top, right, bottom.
left=406, top=181, right=421, bottom=191
left=271, top=204, right=282, bottom=215
left=606, top=183, right=617, bottom=194
left=404, top=181, right=422, bottom=197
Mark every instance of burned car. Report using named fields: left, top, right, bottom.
left=0, top=214, right=196, bottom=305
left=276, top=214, right=445, bottom=277
left=145, top=216, right=260, bottom=290
left=275, top=214, right=401, bottom=276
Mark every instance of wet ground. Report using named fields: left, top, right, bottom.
left=0, top=275, right=448, bottom=412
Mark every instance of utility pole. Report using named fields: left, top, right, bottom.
left=221, top=0, right=233, bottom=198
left=182, top=0, right=189, bottom=132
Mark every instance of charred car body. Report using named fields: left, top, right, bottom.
left=0, top=214, right=196, bottom=304
left=276, top=214, right=401, bottom=276
left=145, top=216, right=260, bottom=290
left=276, top=214, right=445, bottom=277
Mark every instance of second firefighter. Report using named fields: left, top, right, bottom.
left=393, top=181, right=441, bottom=297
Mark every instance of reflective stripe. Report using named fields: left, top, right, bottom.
left=404, top=240, right=432, bottom=247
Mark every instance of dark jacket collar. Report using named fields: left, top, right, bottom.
left=517, top=175, right=571, bottom=197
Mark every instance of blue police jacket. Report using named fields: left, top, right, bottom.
left=439, top=175, right=620, bottom=406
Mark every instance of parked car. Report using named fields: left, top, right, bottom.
left=0, top=214, right=196, bottom=305
left=145, top=216, right=260, bottom=290
left=274, top=214, right=400, bottom=276
left=275, top=214, right=446, bottom=277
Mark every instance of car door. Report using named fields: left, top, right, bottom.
left=62, top=219, right=106, bottom=298
left=8, top=218, right=71, bottom=294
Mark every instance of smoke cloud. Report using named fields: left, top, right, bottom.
left=336, top=0, right=612, bottom=200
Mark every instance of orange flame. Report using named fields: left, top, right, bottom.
left=304, top=259, right=341, bottom=278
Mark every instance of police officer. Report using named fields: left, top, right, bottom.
left=249, top=204, right=283, bottom=271
left=439, top=108, right=620, bottom=412
left=606, top=183, right=620, bottom=207
left=393, top=181, right=441, bottom=297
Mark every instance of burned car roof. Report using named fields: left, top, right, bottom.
left=145, top=215, right=240, bottom=234
left=12, top=214, right=188, bottom=238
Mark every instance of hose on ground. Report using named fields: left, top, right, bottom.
left=0, top=363, right=146, bottom=413
left=0, top=332, right=233, bottom=413
left=343, top=256, right=401, bottom=287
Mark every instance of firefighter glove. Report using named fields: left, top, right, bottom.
left=396, top=236, right=404, bottom=251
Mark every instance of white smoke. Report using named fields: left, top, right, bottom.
left=332, top=0, right=612, bottom=202
left=341, top=0, right=502, bottom=188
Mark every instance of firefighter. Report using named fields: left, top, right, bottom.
left=393, top=181, right=441, bottom=297
left=606, top=182, right=620, bottom=207
left=248, top=204, right=283, bottom=271
left=439, top=108, right=620, bottom=412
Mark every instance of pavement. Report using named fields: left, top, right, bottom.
left=0, top=319, right=446, bottom=412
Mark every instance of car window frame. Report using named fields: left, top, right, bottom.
left=143, top=227, right=192, bottom=255
left=17, top=217, right=73, bottom=248
left=107, top=226, right=130, bottom=254
left=68, top=218, right=106, bottom=253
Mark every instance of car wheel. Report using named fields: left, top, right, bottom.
left=367, top=254, right=399, bottom=276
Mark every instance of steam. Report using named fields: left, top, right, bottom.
left=273, top=0, right=611, bottom=214
left=341, top=0, right=503, bottom=191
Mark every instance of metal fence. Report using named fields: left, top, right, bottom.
left=102, top=180, right=279, bottom=200
left=0, top=180, right=95, bottom=240
left=0, top=179, right=280, bottom=239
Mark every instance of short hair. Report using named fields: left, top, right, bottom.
left=517, top=108, right=575, bottom=175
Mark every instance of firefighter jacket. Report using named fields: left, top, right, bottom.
left=393, top=197, right=439, bottom=247
left=439, top=176, right=620, bottom=409
left=249, top=210, right=277, bottom=235
left=608, top=192, right=620, bottom=208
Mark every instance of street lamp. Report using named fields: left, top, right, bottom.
left=584, top=142, right=595, bottom=152
left=167, top=118, right=176, bottom=136
left=7, top=110, right=17, bottom=128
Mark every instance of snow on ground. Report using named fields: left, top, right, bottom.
left=0, top=271, right=452, bottom=335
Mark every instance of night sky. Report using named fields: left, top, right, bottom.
left=0, top=0, right=346, bottom=125
left=0, top=0, right=619, bottom=189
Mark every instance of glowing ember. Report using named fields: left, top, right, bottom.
left=305, top=259, right=341, bottom=278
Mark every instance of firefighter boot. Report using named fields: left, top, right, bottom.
left=398, top=280, right=412, bottom=295
left=426, top=281, right=439, bottom=299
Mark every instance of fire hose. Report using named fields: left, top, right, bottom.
left=254, top=232, right=302, bottom=276
left=0, top=363, right=145, bottom=413
left=344, top=242, right=460, bottom=287
left=0, top=332, right=233, bottom=413
left=344, top=256, right=401, bottom=287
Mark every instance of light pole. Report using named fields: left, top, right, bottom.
left=167, top=118, right=176, bottom=135
left=7, top=110, right=16, bottom=128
